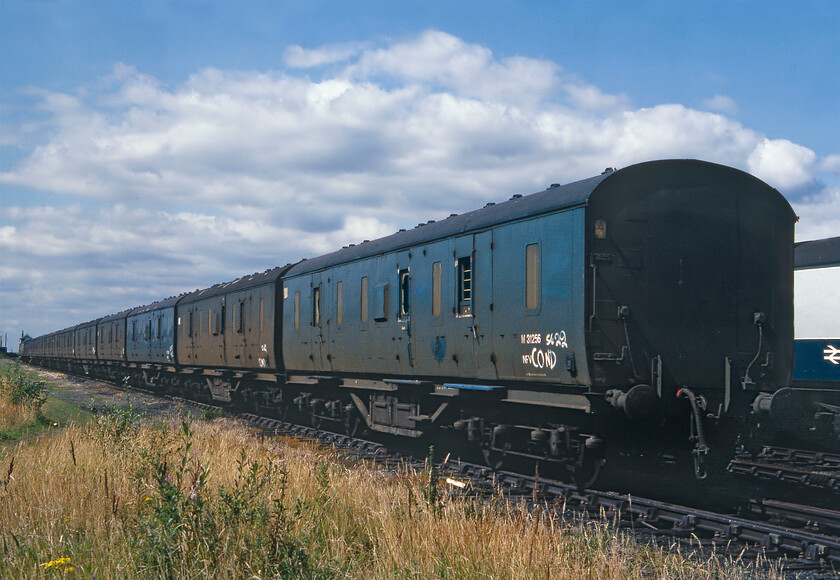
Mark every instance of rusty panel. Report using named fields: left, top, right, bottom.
left=224, top=283, right=277, bottom=371
left=97, top=317, right=127, bottom=362
left=74, top=323, right=97, bottom=360
left=58, top=329, right=75, bottom=359
left=176, top=266, right=290, bottom=370
left=178, top=296, right=225, bottom=367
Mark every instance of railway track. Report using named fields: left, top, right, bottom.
left=728, top=446, right=840, bottom=495
left=745, top=500, right=840, bottom=536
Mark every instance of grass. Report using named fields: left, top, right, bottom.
left=41, top=396, right=97, bottom=428
left=0, top=361, right=52, bottom=443
left=0, top=360, right=788, bottom=578
left=0, top=397, right=49, bottom=442
left=0, top=361, right=95, bottom=444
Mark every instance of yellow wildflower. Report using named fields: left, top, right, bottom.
left=42, top=556, right=73, bottom=572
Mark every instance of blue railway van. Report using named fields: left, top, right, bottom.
left=793, top=236, right=840, bottom=388
left=793, top=340, right=840, bottom=385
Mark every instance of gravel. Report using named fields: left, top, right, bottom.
left=22, top=363, right=188, bottom=420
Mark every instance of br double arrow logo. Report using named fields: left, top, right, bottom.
left=824, top=345, right=840, bottom=365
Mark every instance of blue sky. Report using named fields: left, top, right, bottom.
left=1, top=0, right=839, bottom=343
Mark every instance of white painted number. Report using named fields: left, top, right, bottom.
left=520, top=329, right=568, bottom=371
left=545, top=331, right=567, bottom=349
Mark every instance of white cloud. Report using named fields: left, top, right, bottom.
left=347, top=31, right=560, bottom=104
left=284, top=42, right=366, bottom=68
left=0, top=30, right=837, bottom=339
left=608, top=105, right=760, bottom=167
left=564, top=83, right=629, bottom=111
left=792, top=185, right=840, bottom=241
left=821, top=154, right=840, bottom=174
left=747, top=138, right=818, bottom=191
left=704, top=94, right=738, bottom=115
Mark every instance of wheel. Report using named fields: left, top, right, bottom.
left=310, top=410, right=323, bottom=430
left=482, top=445, right=506, bottom=471
left=344, top=411, right=364, bottom=438
left=571, top=455, right=602, bottom=490
left=274, top=401, right=289, bottom=422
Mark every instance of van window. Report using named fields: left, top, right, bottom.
left=526, top=243, right=540, bottom=310
left=336, top=281, right=344, bottom=326
left=374, top=282, right=389, bottom=322
left=313, top=286, right=321, bottom=326
left=457, top=256, right=472, bottom=316
left=236, top=301, right=246, bottom=333
left=399, top=270, right=410, bottom=318
left=361, top=277, right=369, bottom=323
left=432, top=261, right=442, bottom=317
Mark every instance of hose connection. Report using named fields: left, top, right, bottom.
left=677, top=387, right=709, bottom=480
left=741, top=311, right=765, bottom=389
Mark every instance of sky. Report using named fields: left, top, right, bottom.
left=1, top=0, right=839, bottom=347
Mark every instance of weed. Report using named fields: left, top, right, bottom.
left=315, top=460, right=331, bottom=498
left=126, top=419, right=326, bottom=577
left=218, top=448, right=277, bottom=522
left=196, top=408, right=227, bottom=421
left=86, top=404, right=141, bottom=448
left=131, top=419, right=208, bottom=575
left=422, top=445, right=441, bottom=513
left=0, top=364, right=49, bottom=410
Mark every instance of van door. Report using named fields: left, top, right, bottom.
left=473, top=231, right=496, bottom=380
left=396, top=249, right=414, bottom=373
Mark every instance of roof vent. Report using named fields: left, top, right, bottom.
left=601, top=167, right=615, bottom=174
left=510, top=194, right=523, bottom=200
left=548, top=183, right=561, bottom=189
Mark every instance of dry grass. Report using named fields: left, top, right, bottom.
left=0, top=397, right=40, bottom=432
left=0, top=398, right=783, bottom=578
